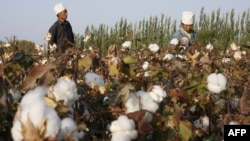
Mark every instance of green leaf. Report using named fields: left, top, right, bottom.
left=179, top=120, right=193, bottom=141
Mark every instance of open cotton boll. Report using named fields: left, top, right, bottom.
left=136, top=90, right=159, bottom=113
left=58, top=117, right=83, bottom=140
left=170, top=38, right=179, bottom=46
left=117, top=115, right=135, bottom=131
left=217, top=73, right=227, bottom=90
left=207, top=73, right=227, bottom=94
left=44, top=107, right=61, bottom=138
left=121, top=41, right=132, bottom=51
left=148, top=85, right=166, bottom=103
left=110, top=120, right=123, bottom=132
left=20, top=97, right=47, bottom=129
left=20, top=86, right=48, bottom=108
left=207, top=83, right=224, bottom=94
left=53, top=77, right=79, bottom=107
left=206, top=43, right=213, bottom=50
left=84, top=72, right=105, bottom=87
left=163, top=53, right=174, bottom=61
left=148, top=43, right=160, bottom=53
left=148, top=91, right=161, bottom=103
left=11, top=120, right=23, bottom=141
left=151, top=85, right=167, bottom=98
left=125, top=93, right=140, bottom=113
left=111, top=131, right=131, bottom=141
left=142, top=61, right=149, bottom=70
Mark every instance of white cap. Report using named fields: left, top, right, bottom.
left=182, top=11, right=194, bottom=25
left=54, top=3, right=66, bottom=15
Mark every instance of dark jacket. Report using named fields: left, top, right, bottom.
left=48, top=20, right=74, bottom=51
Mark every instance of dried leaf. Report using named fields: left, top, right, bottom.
left=22, top=115, right=43, bottom=141
left=114, top=83, right=135, bottom=104
left=108, top=58, right=121, bottom=79
left=240, top=94, right=250, bottom=115
left=78, top=52, right=96, bottom=73
left=20, top=63, right=56, bottom=92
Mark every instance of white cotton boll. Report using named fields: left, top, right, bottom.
left=229, top=121, right=239, bottom=125
left=123, top=130, right=138, bottom=140
left=144, top=71, right=151, bottom=77
left=121, top=41, right=132, bottom=51
left=59, top=117, right=78, bottom=139
left=117, top=115, right=135, bottom=131
left=175, top=54, right=186, bottom=60
left=125, top=93, right=140, bottom=113
left=149, top=85, right=166, bottom=103
left=207, top=83, right=223, bottom=94
left=111, top=132, right=131, bottom=141
left=20, top=86, right=48, bottom=108
left=170, top=38, right=179, bottom=46
left=152, top=85, right=167, bottom=98
left=206, top=43, right=213, bottom=50
left=53, top=77, right=79, bottom=107
left=207, top=73, right=218, bottom=84
left=148, top=43, right=160, bottom=53
left=222, top=57, right=230, bottom=63
left=84, top=72, right=105, bottom=87
left=142, top=61, right=149, bottom=70
left=163, top=53, right=174, bottom=61
left=207, top=73, right=227, bottom=94
left=136, top=91, right=159, bottom=113
left=110, top=120, right=122, bottom=132
left=20, top=102, right=47, bottom=129
left=11, top=120, right=23, bottom=141
left=217, top=73, right=227, bottom=90
left=148, top=91, right=161, bottom=103
left=242, top=51, right=246, bottom=55
left=44, top=107, right=61, bottom=138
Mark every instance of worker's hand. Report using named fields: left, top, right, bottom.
left=180, top=37, right=189, bottom=46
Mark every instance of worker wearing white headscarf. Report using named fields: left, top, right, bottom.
left=170, top=11, right=197, bottom=46
left=48, top=3, right=74, bottom=53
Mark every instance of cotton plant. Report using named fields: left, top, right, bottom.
left=11, top=86, right=61, bottom=141
left=207, top=73, right=227, bottom=94
left=109, top=115, right=138, bottom=141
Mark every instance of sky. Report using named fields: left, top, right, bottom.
left=1, top=0, right=249, bottom=45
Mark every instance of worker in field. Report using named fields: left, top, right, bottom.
left=47, top=3, right=74, bottom=53
left=170, top=11, right=197, bottom=47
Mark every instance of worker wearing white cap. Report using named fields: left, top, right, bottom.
left=48, top=2, right=74, bottom=53
left=170, top=11, right=197, bottom=46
